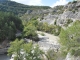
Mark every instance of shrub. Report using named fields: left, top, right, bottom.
left=72, top=1, right=77, bottom=3
left=59, top=21, right=80, bottom=56
left=40, top=33, right=45, bottom=36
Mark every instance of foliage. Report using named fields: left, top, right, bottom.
left=26, top=19, right=39, bottom=28
left=23, top=19, right=39, bottom=41
left=40, top=33, right=45, bottom=36
left=67, top=19, right=73, bottom=24
left=52, top=26, right=61, bottom=36
left=68, top=2, right=72, bottom=4
left=72, top=7, right=78, bottom=13
left=8, top=39, right=44, bottom=60
left=59, top=21, right=80, bottom=56
left=37, top=22, right=61, bottom=36
left=0, top=0, right=50, bottom=15
left=23, top=43, right=44, bottom=60
left=23, top=25, right=38, bottom=41
left=64, top=19, right=73, bottom=27
left=54, top=20, right=57, bottom=25
left=45, top=49, right=57, bottom=60
left=68, top=1, right=78, bottom=13
left=8, top=39, right=24, bottom=60
left=0, top=12, right=23, bottom=42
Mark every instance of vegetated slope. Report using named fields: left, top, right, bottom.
left=0, top=0, right=51, bottom=15
left=33, top=1, right=80, bottom=27
left=0, top=12, right=23, bottom=42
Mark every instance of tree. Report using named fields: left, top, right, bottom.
left=23, top=25, right=38, bottom=41
left=0, top=12, right=23, bottom=42
left=59, top=21, right=80, bottom=56
left=8, top=39, right=24, bottom=60
left=8, top=39, right=44, bottom=60
left=22, top=42, right=44, bottom=60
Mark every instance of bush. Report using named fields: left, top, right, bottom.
left=64, top=19, right=73, bottom=27
left=67, top=19, right=73, bottom=24
left=8, top=39, right=44, bottom=60
left=37, top=22, right=61, bottom=36
left=59, top=21, right=80, bottom=56
left=23, top=24, right=39, bottom=41
left=52, top=26, right=61, bottom=36
left=45, top=49, right=57, bottom=60
left=40, top=33, right=45, bottom=36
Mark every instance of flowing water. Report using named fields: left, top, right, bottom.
left=0, top=54, right=10, bottom=60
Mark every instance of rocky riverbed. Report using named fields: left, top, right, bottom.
left=37, top=31, right=60, bottom=52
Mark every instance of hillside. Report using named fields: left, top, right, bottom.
left=21, top=1, right=80, bottom=27
left=37, top=1, right=80, bottom=27
left=0, top=0, right=50, bottom=15
left=0, top=0, right=80, bottom=60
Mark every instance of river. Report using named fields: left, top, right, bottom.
left=0, top=54, right=10, bottom=60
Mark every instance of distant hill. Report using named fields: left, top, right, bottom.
left=0, top=0, right=51, bottom=15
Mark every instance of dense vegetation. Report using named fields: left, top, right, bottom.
left=37, top=22, right=61, bottom=36
left=59, top=21, right=80, bottom=56
left=0, top=12, right=23, bottom=42
left=8, top=39, right=58, bottom=60
left=23, top=19, right=61, bottom=37
left=1, top=0, right=80, bottom=60
left=8, top=39, right=44, bottom=60
left=0, top=11, right=61, bottom=42
left=22, top=19, right=39, bottom=41
left=0, top=0, right=50, bottom=15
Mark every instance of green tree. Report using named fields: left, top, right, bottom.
left=27, top=19, right=39, bottom=28
left=22, top=42, right=44, bottom=60
left=8, top=39, right=44, bottom=60
left=0, top=12, right=23, bottom=42
left=8, top=39, right=24, bottom=60
left=23, top=25, right=38, bottom=41
left=59, top=21, right=80, bottom=56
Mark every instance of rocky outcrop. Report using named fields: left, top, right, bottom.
left=21, top=9, right=50, bottom=21
left=38, top=1, right=80, bottom=27
left=0, top=48, right=8, bottom=54
left=0, top=40, right=10, bottom=54
left=65, top=53, right=80, bottom=60
left=41, top=14, right=58, bottom=24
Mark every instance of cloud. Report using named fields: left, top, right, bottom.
left=51, top=0, right=68, bottom=7
left=11, top=0, right=43, bottom=6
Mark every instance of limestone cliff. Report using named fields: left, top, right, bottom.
left=39, top=1, right=80, bottom=27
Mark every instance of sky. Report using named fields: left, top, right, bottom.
left=11, top=0, right=73, bottom=7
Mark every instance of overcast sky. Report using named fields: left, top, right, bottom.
left=11, top=0, right=73, bottom=7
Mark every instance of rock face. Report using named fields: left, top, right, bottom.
left=36, top=1, right=80, bottom=60
left=0, top=48, right=8, bottom=54
left=21, top=1, right=80, bottom=27
left=0, top=40, right=10, bottom=54
left=65, top=53, right=80, bottom=60
left=21, top=9, right=50, bottom=21
left=37, top=1, right=80, bottom=27
left=41, top=14, right=58, bottom=24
